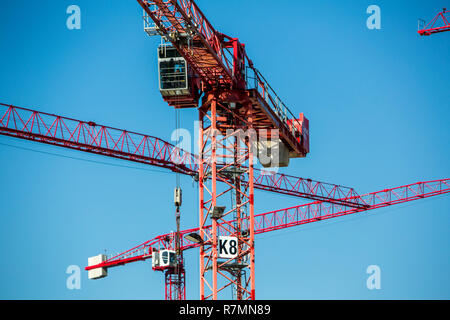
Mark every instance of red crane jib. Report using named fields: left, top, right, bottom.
left=138, top=0, right=307, bottom=158
left=418, top=9, right=450, bottom=36
left=0, top=103, right=364, bottom=208
left=85, top=179, right=450, bottom=271
left=2, top=1, right=448, bottom=301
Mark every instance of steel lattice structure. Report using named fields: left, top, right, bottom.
left=84, top=178, right=450, bottom=271
left=418, top=8, right=450, bottom=36
left=0, top=103, right=364, bottom=207
left=1, top=1, right=448, bottom=300
left=1, top=101, right=448, bottom=299
left=197, top=95, right=257, bottom=299
left=138, top=0, right=313, bottom=300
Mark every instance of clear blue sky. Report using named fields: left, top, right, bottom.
left=0, top=0, right=449, bottom=299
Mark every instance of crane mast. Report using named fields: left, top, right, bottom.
left=165, top=187, right=185, bottom=300
left=85, top=178, right=450, bottom=297
left=0, top=2, right=448, bottom=301
left=138, top=0, right=312, bottom=300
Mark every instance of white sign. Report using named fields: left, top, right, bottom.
left=218, top=236, right=238, bottom=259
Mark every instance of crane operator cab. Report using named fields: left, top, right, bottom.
left=157, top=45, right=200, bottom=108
left=152, top=249, right=178, bottom=270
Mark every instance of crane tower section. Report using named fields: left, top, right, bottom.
left=138, top=0, right=310, bottom=299
left=139, top=0, right=309, bottom=160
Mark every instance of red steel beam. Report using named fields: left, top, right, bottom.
left=251, top=169, right=365, bottom=207
left=86, top=178, right=449, bottom=271
left=0, top=103, right=364, bottom=207
left=138, top=0, right=309, bottom=158
left=0, top=103, right=197, bottom=175
left=138, top=0, right=234, bottom=87
left=252, top=178, right=449, bottom=234
left=418, top=9, right=450, bottom=36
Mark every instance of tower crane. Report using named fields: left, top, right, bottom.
left=0, top=1, right=448, bottom=300
left=85, top=179, right=449, bottom=300
left=0, top=103, right=363, bottom=207
left=1, top=105, right=449, bottom=299
left=0, top=101, right=367, bottom=300
left=418, top=8, right=450, bottom=36
left=137, top=0, right=314, bottom=300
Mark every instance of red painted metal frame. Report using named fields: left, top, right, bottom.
left=2, top=0, right=446, bottom=302
left=0, top=103, right=364, bottom=208
left=138, top=0, right=309, bottom=158
left=252, top=169, right=366, bottom=208
left=196, top=95, right=257, bottom=300
left=418, top=9, right=450, bottom=36
left=138, top=0, right=234, bottom=87
left=165, top=265, right=186, bottom=300
left=85, top=179, right=449, bottom=284
left=252, top=179, right=449, bottom=234
left=0, top=103, right=197, bottom=175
